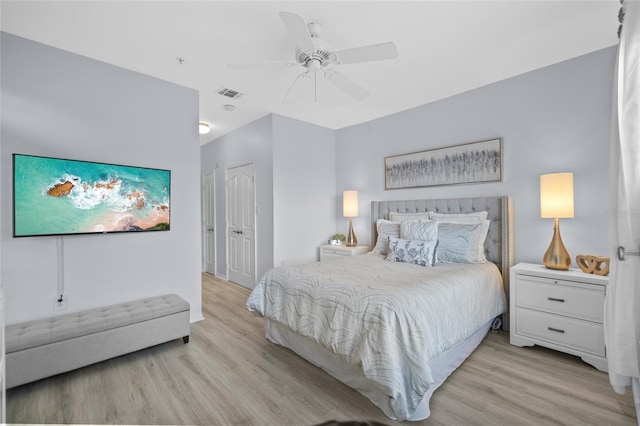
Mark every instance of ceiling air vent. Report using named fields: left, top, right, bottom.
left=217, top=87, right=244, bottom=99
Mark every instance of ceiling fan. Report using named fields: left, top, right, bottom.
left=228, top=12, right=399, bottom=103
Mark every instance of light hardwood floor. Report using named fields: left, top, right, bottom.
left=7, top=273, right=637, bottom=425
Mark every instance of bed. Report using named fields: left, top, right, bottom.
left=247, top=196, right=514, bottom=421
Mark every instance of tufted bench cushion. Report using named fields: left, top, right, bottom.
left=7, top=294, right=189, bottom=353
left=6, top=294, right=190, bottom=388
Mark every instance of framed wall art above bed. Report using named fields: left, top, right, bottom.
left=384, top=137, right=503, bottom=190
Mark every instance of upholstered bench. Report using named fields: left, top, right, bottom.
left=6, top=293, right=190, bottom=388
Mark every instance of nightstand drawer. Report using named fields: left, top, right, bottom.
left=516, top=308, right=605, bottom=356
left=319, top=245, right=369, bottom=261
left=516, top=276, right=604, bottom=322
left=321, top=250, right=350, bottom=260
left=322, top=248, right=350, bottom=257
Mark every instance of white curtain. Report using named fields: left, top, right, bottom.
left=605, top=0, right=640, bottom=419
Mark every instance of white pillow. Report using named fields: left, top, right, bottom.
left=436, top=223, right=486, bottom=264
left=401, top=220, right=438, bottom=242
left=429, top=210, right=488, bottom=221
left=477, top=220, right=490, bottom=262
left=373, top=219, right=401, bottom=254
left=386, top=236, right=437, bottom=266
left=389, top=211, right=431, bottom=222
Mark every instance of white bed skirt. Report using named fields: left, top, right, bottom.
left=266, top=318, right=493, bottom=421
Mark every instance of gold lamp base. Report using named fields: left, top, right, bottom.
left=543, top=218, right=571, bottom=270
left=346, top=218, right=357, bottom=247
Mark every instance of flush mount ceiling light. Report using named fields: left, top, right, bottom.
left=199, top=122, right=210, bottom=134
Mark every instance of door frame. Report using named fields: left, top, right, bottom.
left=225, top=160, right=257, bottom=286
left=201, top=172, right=216, bottom=275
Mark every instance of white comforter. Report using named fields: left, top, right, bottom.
left=246, top=253, right=506, bottom=419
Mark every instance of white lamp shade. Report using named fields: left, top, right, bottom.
left=343, top=190, right=358, bottom=217
left=540, top=173, right=574, bottom=218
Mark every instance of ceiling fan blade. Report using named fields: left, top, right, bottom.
left=325, top=70, right=369, bottom=101
left=228, top=60, right=294, bottom=71
left=333, top=42, right=398, bottom=65
left=279, top=11, right=315, bottom=51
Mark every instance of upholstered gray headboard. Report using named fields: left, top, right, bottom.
left=371, top=196, right=514, bottom=310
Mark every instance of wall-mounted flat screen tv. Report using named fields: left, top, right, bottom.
left=13, top=154, right=171, bottom=237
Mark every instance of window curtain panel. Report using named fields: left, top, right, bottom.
left=605, top=0, right=640, bottom=420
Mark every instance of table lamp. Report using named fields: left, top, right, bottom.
left=343, top=190, right=358, bottom=247
left=540, top=173, right=574, bottom=270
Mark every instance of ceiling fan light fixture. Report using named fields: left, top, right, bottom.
left=307, top=58, right=322, bottom=72
left=199, top=122, right=211, bottom=134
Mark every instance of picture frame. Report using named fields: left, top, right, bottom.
left=384, top=138, right=502, bottom=190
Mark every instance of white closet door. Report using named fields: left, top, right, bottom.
left=226, top=163, right=256, bottom=289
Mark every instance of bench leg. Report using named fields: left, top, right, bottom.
left=182, top=336, right=189, bottom=344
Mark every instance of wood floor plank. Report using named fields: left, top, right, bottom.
left=6, top=273, right=637, bottom=425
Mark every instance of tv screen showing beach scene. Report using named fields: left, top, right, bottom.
left=13, top=154, right=171, bottom=237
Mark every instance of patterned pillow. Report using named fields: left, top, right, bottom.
left=436, top=223, right=485, bottom=264
left=432, top=217, right=490, bottom=263
left=386, top=236, right=437, bottom=266
left=401, top=220, right=438, bottom=241
left=373, top=219, right=401, bottom=254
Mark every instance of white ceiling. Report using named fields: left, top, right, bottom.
left=0, top=1, right=620, bottom=144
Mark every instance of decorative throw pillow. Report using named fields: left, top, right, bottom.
left=372, top=219, right=401, bottom=254
left=385, top=236, right=437, bottom=266
left=389, top=211, right=431, bottom=223
left=400, top=220, right=438, bottom=242
left=431, top=215, right=490, bottom=263
left=436, top=223, right=486, bottom=264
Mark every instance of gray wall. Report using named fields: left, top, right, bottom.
left=1, top=33, right=203, bottom=324
left=272, top=115, right=336, bottom=267
left=200, top=115, right=274, bottom=283
left=336, top=46, right=616, bottom=265
left=201, top=114, right=337, bottom=284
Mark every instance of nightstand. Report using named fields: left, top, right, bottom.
left=319, top=244, right=369, bottom=261
left=509, top=262, right=608, bottom=372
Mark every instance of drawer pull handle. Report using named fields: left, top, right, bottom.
left=548, top=297, right=565, bottom=303
left=548, top=327, right=565, bottom=334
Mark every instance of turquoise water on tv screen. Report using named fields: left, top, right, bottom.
left=13, top=155, right=171, bottom=236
